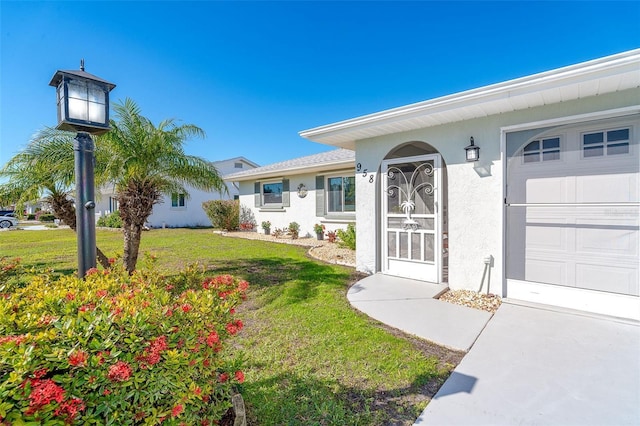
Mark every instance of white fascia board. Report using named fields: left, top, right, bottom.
left=224, top=159, right=354, bottom=182
left=300, top=49, right=640, bottom=145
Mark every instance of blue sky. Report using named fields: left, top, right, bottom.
left=1, top=1, right=639, bottom=169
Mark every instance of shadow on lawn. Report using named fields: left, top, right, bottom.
left=242, top=370, right=445, bottom=425
left=205, top=257, right=354, bottom=304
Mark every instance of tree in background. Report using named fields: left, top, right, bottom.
left=100, top=99, right=227, bottom=273
left=0, top=128, right=112, bottom=269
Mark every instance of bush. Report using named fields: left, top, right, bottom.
left=27, top=214, right=36, bottom=220
left=0, top=261, right=248, bottom=424
left=337, top=224, right=356, bottom=250
left=37, top=213, right=55, bottom=222
left=202, top=200, right=240, bottom=231
left=97, top=210, right=123, bottom=228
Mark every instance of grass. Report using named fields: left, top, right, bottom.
left=1, top=228, right=462, bottom=425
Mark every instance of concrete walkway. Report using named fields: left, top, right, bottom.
left=347, top=274, right=640, bottom=425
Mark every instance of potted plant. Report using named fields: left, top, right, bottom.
left=313, top=223, right=325, bottom=240
left=261, top=220, right=271, bottom=235
left=288, top=222, right=300, bottom=239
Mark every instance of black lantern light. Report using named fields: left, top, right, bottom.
left=49, top=59, right=116, bottom=135
left=49, top=60, right=116, bottom=278
left=464, top=136, right=480, bottom=162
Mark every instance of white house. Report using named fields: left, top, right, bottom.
left=95, top=156, right=259, bottom=228
left=225, top=149, right=356, bottom=237
left=300, top=49, right=640, bottom=321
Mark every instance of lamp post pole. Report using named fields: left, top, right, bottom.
left=50, top=61, right=115, bottom=278
left=74, top=131, right=97, bottom=277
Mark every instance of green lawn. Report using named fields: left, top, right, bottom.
left=1, top=228, right=461, bottom=425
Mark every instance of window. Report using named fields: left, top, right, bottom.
left=583, top=128, right=630, bottom=158
left=171, top=193, right=185, bottom=208
left=327, top=176, right=355, bottom=213
left=254, top=179, right=289, bottom=208
left=263, top=182, right=283, bottom=205
left=234, top=162, right=243, bottom=169
left=523, top=137, right=560, bottom=163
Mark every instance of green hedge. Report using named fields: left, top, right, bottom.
left=202, top=200, right=239, bottom=231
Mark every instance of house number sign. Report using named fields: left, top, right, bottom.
left=356, top=163, right=374, bottom=183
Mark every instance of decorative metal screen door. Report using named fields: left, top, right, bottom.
left=381, top=154, right=442, bottom=282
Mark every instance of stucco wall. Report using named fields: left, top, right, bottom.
left=353, top=88, right=640, bottom=293
left=237, top=170, right=355, bottom=237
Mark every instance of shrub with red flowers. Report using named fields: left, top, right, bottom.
left=0, top=261, right=248, bottom=424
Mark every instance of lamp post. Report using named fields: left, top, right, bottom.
left=49, top=60, right=116, bottom=278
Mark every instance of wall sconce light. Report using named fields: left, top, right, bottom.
left=465, top=137, right=480, bottom=162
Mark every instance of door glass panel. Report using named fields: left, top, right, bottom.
left=387, top=231, right=396, bottom=257
left=424, top=234, right=435, bottom=262
left=411, top=233, right=421, bottom=260
left=386, top=160, right=435, bottom=216
left=399, top=232, right=408, bottom=259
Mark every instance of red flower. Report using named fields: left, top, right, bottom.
left=230, top=308, right=236, bottom=315
left=238, top=281, right=249, bottom=292
left=68, top=350, right=88, bottom=367
left=103, top=389, right=111, bottom=396
left=26, top=379, right=65, bottom=414
left=65, top=292, right=75, bottom=301
left=108, top=257, right=116, bottom=264
left=206, top=331, right=219, bottom=347
left=171, top=404, right=184, bottom=417
left=181, top=304, right=192, bottom=313
left=32, top=368, right=48, bottom=379
left=96, top=289, right=108, bottom=298
left=194, top=386, right=202, bottom=396
left=86, top=267, right=99, bottom=276
left=219, top=373, right=229, bottom=383
left=234, top=371, right=245, bottom=383
left=107, top=361, right=132, bottom=382
left=226, top=320, right=243, bottom=335
left=54, top=397, right=85, bottom=422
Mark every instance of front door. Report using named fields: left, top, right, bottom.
left=382, top=154, right=442, bottom=282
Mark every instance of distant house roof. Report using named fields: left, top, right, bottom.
left=300, top=49, right=640, bottom=149
left=225, top=149, right=355, bottom=182
left=212, top=156, right=260, bottom=169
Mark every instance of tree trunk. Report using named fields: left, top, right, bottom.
left=123, top=224, right=143, bottom=274
left=118, top=180, right=159, bottom=274
left=49, top=193, right=111, bottom=269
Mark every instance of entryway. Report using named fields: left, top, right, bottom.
left=381, top=152, right=445, bottom=283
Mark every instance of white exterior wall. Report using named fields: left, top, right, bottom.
left=354, top=88, right=640, bottom=294
left=237, top=170, right=355, bottom=237
left=97, top=158, right=256, bottom=228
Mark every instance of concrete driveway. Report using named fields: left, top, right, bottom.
left=415, top=302, right=640, bottom=425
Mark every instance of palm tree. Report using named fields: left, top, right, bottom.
left=0, top=128, right=112, bottom=269
left=100, top=99, right=227, bottom=273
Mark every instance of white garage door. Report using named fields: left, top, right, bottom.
left=506, top=117, right=639, bottom=298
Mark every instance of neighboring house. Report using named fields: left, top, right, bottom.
left=299, top=49, right=639, bottom=321
left=225, top=149, right=356, bottom=237
left=95, top=157, right=259, bottom=228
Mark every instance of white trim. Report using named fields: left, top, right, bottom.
left=325, top=172, right=356, bottom=214
left=301, top=51, right=640, bottom=146
left=500, top=105, right=640, bottom=133
left=506, top=279, right=640, bottom=321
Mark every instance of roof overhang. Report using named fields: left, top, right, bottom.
left=300, top=49, right=640, bottom=149
left=225, top=158, right=353, bottom=182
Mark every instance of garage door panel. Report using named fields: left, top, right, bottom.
left=576, top=173, right=638, bottom=203
left=576, top=263, right=639, bottom=296
left=525, top=177, right=568, bottom=203
left=526, top=223, right=567, bottom=251
left=525, top=258, right=567, bottom=286
left=576, top=224, right=639, bottom=255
